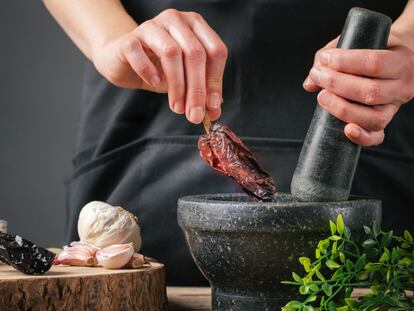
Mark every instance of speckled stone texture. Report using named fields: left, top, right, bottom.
left=291, top=8, right=391, bottom=202
left=178, top=193, right=381, bottom=311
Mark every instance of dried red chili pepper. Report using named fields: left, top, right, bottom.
left=198, top=122, right=276, bottom=201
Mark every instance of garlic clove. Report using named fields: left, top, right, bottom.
left=96, top=243, right=134, bottom=269
left=54, top=242, right=97, bottom=266
left=125, top=253, right=148, bottom=269
left=77, top=201, right=142, bottom=251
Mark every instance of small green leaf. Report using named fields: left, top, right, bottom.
left=355, top=254, right=366, bottom=271
left=344, top=287, right=353, bottom=299
left=364, top=225, right=372, bottom=235
left=401, top=242, right=411, bottom=249
left=337, top=307, right=349, bottom=311
left=384, top=246, right=390, bottom=255
left=362, top=239, right=376, bottom=249
left=322, top=283, right=333, bottom=297
left=303, top=306, right=315, bottom=311
left=330, top=235, right=342, bottom=241
left=339, top=252, right=346, bottom=263
left=366, top=247, right=379, bottom=258
left=299, top=257, right=311, bottom=272
left=299, top=285, right=309, bottom=295
left=357, top=271, right=369, bottom=281
left=345, top=298, right=358, bottom=307
left=336, top=215, right=345, bottom=235
left=381, top=231, right=393, bottom=248
left=328, top=301, right=337, bottom=311
left=365, top=264, right=380, bottom=272
left=309, top=283, right=319, bottom=292
left=292, top=272, right=302, bottom=283
left=386, top=269, right=392, bottom=284
left=345, top=259, right=354, bottom=271
left=379, top=252, right=389, bottom=263
left=344, top=226, right=351, bottom=239
left=315, top=249, right=321, bottom=259
left=284, top=301, right=303, bottom=308
left=373, top=222, right=381, bottom=236
left=316, top=270, right=325, bottom=282
left=391, top=248, right=399, bottom=263
left=399, top=257, right=412, bottom=265
left=404, top=230, right=413, bottom=242
left=304, top=295, right=317, bottom=303
left=332, top=241, right=338, bottom=253
left=330, top=220, right=337, bottom=235
left=326, top=260, right=340, bottom=270
left=332, top=268, right=343, bottom=279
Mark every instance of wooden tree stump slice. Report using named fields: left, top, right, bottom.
left=0, top=262, right=167, bottom=311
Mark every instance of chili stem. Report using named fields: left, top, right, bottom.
left=203, top=114, right=211, bottom=133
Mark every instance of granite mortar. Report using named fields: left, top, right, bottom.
left=178, top=193, right=381, bottom=311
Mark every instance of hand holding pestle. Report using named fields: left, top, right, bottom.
left=291, top=8, right=392, bottom=202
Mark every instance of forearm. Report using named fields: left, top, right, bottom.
left=42, top=0, right=137, bottom=60
left=392, top=0, right=414, bottom=50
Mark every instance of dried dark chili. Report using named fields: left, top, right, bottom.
left=0, top=232, right=55, bottom=275
left=198, top=122, right=276, bottom=201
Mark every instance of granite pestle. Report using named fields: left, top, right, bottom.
left=291, top=8, right=392, bottom=202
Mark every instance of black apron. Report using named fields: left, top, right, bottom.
left=66, top=0, right=412, bottom=285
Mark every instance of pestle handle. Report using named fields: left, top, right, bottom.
left=290, top=8, right=391, bottom=202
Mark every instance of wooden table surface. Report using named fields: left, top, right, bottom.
left=167, top=287, right=211, bottom=311
left=166, top=287, right=377, bottom=311
left=168, top=287, right=211, bottom=311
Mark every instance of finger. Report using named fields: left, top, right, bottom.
left=303, top=37, right=339, bottom=92
left=303, top=76, right=321, bottom=92
left=185, top=12, right=227, bottom=113
left=159, top=10, right=207, bottom=124
left=344, top=123, right=385, bottom=147
left=120, top=34, right=162, bottom=88
left=317, top=90, right=398, bottom=131
left=316, top=48, right=404, bottom=79
left=310, top=65, right=407, bottom=105
left=136, top=21, right=186, bottom=115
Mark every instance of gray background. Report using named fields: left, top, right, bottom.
left=0, top=1, right=84, bottom=246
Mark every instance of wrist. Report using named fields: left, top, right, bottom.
left=90, top=14, right=138, bottom=63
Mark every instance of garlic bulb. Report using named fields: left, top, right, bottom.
left=78, top=201, right=142, bottom=251
left=96, top=243, right=134, bottom=269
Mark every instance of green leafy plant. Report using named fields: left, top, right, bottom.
left=281, top=215, right=414, bottom=311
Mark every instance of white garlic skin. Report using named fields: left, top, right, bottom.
left=96, top=243, right=134, bottom=269
left=78, top=201, right=142, bottom=252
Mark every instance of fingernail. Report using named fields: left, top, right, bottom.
left=303, top=77, right=312, bottom=87
left=319, top=51, right=331, bottom=65
left=151, top=75, right=161, bottom=87
left=310, top=66, right=330, bottom=86
left=348, top=127, right=361, bottom=138
left=208, top=93, right=221, bottom=109
left=318, top=91, right=332, bottom=108
left=173, top=101, right=184, bottom=114
left=309, top=67, right=321, bottom=85
left=189, top=106, right=205, bottom=124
